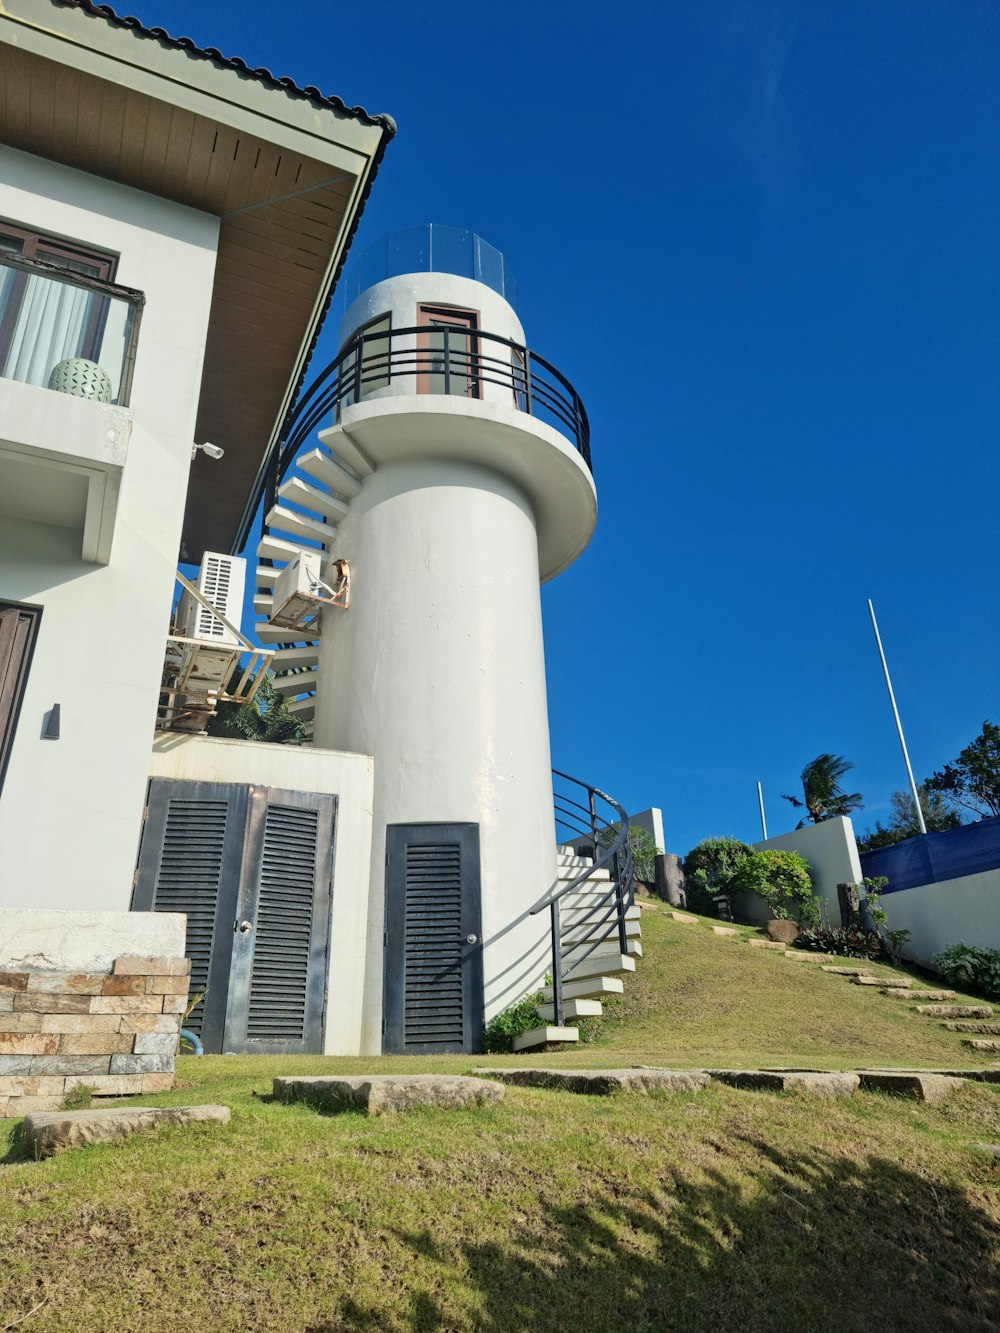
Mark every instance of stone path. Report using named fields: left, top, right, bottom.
left=475, top=1068, right=709, bottom=1094
left=273, top=1074, right=504, bottom=1115
left=22, top=1104, right=230, bottom=1157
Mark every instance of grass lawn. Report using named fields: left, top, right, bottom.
left=1, top=908, right=998, bottom=1332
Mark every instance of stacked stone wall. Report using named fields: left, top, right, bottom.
left=0, top=954, right=190, bottom=1117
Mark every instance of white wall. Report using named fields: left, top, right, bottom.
left=0, top=146, right=218, bottom=911
left=755, top=816, right=862, bottom=923
left=877, top=870, right=1000, bottom=968
left=149, top=733, right=375, bottom=1055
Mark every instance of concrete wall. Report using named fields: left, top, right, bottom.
left=149, top=733, right=375, bottom=1055
left=877, top=870, right=1000, bottom=969
left=755, top=816, right=863, bottom=924
left=0, top=146, right=218, bottom=912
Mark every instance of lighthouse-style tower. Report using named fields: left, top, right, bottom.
left=266, top=227, right=597, bottom=1054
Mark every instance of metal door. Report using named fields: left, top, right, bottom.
left=134, top=779, right=335, bottom=1054
left=383, top=823, right=484, bottom=1054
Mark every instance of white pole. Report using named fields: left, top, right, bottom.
left=757, top=781, right=768, bottom=840
left=867, top=598, right=927, bottom=835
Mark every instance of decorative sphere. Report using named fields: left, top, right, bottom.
left=47, top=357, right=114, bottom=404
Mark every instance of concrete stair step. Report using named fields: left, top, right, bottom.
left=563, top=951, right=636, bottom=983
left=942, top=1021, right=1000, bottom=1034
left=296, top=446, right=363, bottom=499
left=511, top=1026, right=579, bottom=1052
left=537, top=999, right=603, bottom=1022
left=541, top=977, right=624, bottom=1002
left=271, top=671, right=318, bottom=697
left=278, top=475, right=351, bottom=522
left=257, top=533, right=313, bottom=565
left=253, top=592, right=273, bottom=614
left=882, top=988, right=955, bottom=1001
left=256, top=564, right=278, bottom=591
left=265, top=504, right=336, bottom=547
left=271, top=645, right=320, bottom=670
left=317, top=423, right=375, bottom=476
left=253, top=621, right=320, bottom=645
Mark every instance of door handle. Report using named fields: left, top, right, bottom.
left=466, top=933, right=478, bottom=945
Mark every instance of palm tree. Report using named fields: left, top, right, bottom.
left=782, top=753, right=864, bottom=826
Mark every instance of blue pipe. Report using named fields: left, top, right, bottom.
left=179, top=1028, right=204, bottom=1057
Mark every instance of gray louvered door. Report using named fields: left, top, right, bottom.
left=133, top=780, right=335, bottom=1055
left=383, top=823, right=483, bottom=1054
left=225, top=787, right=335, bottom=1055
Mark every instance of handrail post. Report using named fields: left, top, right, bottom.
left=588, top=789, right=598, bottom=860
left=523, top=350, right=533, bottom=415
left=443, top=326, right=451, bottom=396
left=550, top=899, right=564, bottom=1028
left=614, top=856, right=628, bottom=955
left=353, top=335, right=363, bottom=404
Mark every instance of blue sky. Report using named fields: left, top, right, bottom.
left=156, top=0, right=999, bottom=854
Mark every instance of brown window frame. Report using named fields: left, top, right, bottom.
left=417, top=304, right=481, bottom=399
left=0, top=602, right=43, bottom=800
left=0, top=221, right=119, bottom=372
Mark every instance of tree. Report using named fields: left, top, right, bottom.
left=781, top=754, right=863, bottom=826
left=857, top=785, right=962, bottom=853
left=924, top=720, right=1000, bottom=819
left=206, top=670, right=305, bottom=744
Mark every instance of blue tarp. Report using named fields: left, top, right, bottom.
left=859, top=816, right=1000, bottom=893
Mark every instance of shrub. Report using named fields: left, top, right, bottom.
left=729, top=849, right=820, bottom=926
left=682, top=837, right=753, bottom=914
left=933, top=943, right=1000, bottom=1001
left=794, top=926, right=886, bottom=959
left=597, top=823, right=659, bottom=884
left=481, top=995, right=543, bottom=1053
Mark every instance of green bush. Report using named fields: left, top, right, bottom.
left=730, top=849, right=820, bottom=926
left=481, top=995, right=543, bottom=1053
left=682, top=837, right=753, bottom=913
left=598, top=823, right=659, bottom=884
left=933, top=943, right=1000, bottom=1001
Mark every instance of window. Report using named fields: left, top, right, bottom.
left=0, top=602, right=42, bottom=799
left=418, top=305, right=480, bottom=398
left=340, top=312, right=391, bottom=407
left=0, top=222, right=121, bottom=394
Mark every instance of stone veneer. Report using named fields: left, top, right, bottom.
left=0, top=955, right=190, bottom=1117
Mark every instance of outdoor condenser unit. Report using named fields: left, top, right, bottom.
left=176, top=551, right=246, bottom=645
left=270, top=550, right=349, bottom=630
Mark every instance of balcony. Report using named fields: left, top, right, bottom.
left=0, top=253, right=144, bottom=564
left=272, top=321, right=591, bottom=486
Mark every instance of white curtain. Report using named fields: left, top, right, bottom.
left=1, top=270, right=91, bottom=387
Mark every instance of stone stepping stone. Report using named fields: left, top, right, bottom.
left=783, top=951, right=829, bottom=961
left=22, top=1104, right=230, bottom=1158
left=473, top=1067, right=709, bottom=1095
left=273, top=1074, right=503, bottom=1115
left=668, top=912, right=699, bottom=924
left=821, top=966, right=873, bottom=976
left=976, top=1143, right=1000, bottom=1159
left=883, top=989, right=955, bottom=1000
left=852, top=976, right=911, bottom=987
left=916, top=1004, right=994, bottom=1018
left=707, top=1070, right=859, bottom=1097
left=856, top=1071, right=964, bottom=1102
left=943, top=1021, right=1000, bottom=1034
left=963, top=1039, right=1000, bottom=1053
left=748, top=940, right=786, bottom=951
left=712, top=926, right=742, bottom=936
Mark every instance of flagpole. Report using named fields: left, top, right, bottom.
left=757, top=781, right=768, bottom=839
left=867, top=598, right=927, bottom=835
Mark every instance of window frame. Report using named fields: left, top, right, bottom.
left=0, top=602, right=43, bottom=801
left=417, top=303, right=481, bottom=399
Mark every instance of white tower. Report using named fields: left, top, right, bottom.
left=272, top=227, right=596, bottom=1054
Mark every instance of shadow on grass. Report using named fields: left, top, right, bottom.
left=337, top=1136, right=999, bottom=1333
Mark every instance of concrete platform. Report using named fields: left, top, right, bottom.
left=474, top=1068, right=710, bottom=1095
left=707, top=1070, right=860, bottom=1097
left=273, top=1074, right=504, bottom=1115
left=22, top=1104, right=230, bottom=1157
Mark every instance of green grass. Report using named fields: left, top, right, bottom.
left=0, top=909, right=998, bottom=1332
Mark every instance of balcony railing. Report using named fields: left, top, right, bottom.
left=0, top=252, right=143, bottom=407
left=265, top=323, right=591, bottom=512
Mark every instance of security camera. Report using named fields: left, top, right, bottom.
left=192, top=441, right=225, bottom=460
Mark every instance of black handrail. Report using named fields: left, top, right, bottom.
left=261, top=323, right=591, bottom=522
left=531, top=769, right=634, bottom=1029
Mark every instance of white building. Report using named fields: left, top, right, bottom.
left=0, top=3, right=637, bottom=1060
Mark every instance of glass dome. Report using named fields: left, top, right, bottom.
left=343, top=224, right=518, bottom=311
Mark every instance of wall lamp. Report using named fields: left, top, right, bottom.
left=192, top=441, right=225, bottom=460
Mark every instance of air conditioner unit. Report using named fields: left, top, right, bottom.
left=176, top=551, right=246, bottom=646
left=270, top=550, right=349, bottom=630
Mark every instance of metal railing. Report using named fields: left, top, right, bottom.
left=531, top=769, right=634, bottom=1028
left=261, top=322, right=591, bottom=520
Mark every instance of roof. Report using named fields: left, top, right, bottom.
left=53, top=0, right=396, bottom=136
